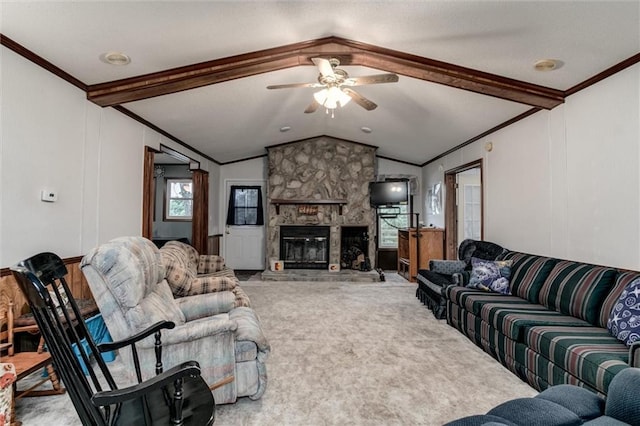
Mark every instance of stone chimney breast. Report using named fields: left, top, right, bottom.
left=266, top=137, right=377, bottom=266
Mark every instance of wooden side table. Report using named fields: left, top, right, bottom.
left=397, top=228, right=445, bottom=282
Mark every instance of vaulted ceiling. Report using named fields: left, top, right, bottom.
left=2, top=1, right=639, bottom=165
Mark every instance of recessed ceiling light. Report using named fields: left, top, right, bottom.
left=100, top=51, right=131, bottom=66
left=279, top=126, right=291, bottom=132
left=361, top=127, right=372, bottom=134
left=534, top=59, right=563, bottom=72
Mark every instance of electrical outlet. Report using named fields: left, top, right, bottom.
left=41, top=189, right=57, bottom=202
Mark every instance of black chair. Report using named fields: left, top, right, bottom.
left=416, top=239, right=507, bottom=319
left=10, top=252, right=215, bottom=426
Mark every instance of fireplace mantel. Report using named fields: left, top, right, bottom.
left=270, top=198, right=348, bottom=215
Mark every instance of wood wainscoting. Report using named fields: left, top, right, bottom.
left=0, top=256, right=94, bottom=317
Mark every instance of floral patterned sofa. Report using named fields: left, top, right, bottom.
left=159, top=240, right=251, bottom=307
left=445, top=247, right=640, bottom=396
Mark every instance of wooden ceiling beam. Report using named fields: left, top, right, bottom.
left=86, top=36, right=564, bottom=109
left=88, top=54, right=302, bottom=106
left=357, top=52, right=563, bottom=109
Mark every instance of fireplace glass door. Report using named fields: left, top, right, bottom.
left=280, top=226, right=330, bottom=269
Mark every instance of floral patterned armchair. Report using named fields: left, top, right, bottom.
left=159, top=240, right=251, bottom=307
left=81, top=237, right=269, bottom=404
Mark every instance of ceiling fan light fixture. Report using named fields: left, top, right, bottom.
left=314, top=87, right=351, bottom=110
left=270, top=56, right=395, bottom=114
left=325, top=98, right=339, bottom=109
left=315, top=88, right=341, bottom=108
left=313, top=88, right=329, bottom=107
left=329, top=86, right=351, bottom=107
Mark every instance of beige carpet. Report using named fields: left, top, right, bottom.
left=16, top=277, right=536, bottom=425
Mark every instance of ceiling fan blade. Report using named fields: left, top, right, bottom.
left=344, top=74, right=399, bottom=86
left=342, top=88, right=377, bottom=111
left=304, top=99, right=321, bottom=114
left=311, top=57, right=335, bottom=78
left=267, top=82, right=321, bottom=89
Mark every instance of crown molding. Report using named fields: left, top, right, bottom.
left=1, top=34, right=87, bottom=91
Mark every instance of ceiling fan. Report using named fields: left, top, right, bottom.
left=267, top=57, right=399, bottom=116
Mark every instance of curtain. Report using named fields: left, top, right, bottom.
left=226, top=186, right=264, bottom=225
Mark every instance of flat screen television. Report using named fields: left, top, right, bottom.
left=369, top=180, right=408, bottom=207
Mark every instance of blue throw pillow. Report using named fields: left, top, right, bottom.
left=607, top=277, right=640, bottom=346
left=467, top=257, right=513, bottom=294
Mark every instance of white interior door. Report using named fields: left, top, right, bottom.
left=224, top=180, right=266, bottom=270
left=462, top=184, right=482, bottom=240
left=456, top=169, right=482, bottom=243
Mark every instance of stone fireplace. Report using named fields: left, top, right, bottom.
left=267, top=137, right=377, bottom=269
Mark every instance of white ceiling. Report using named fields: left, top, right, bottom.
left=2, top=1, right=639, bottom=165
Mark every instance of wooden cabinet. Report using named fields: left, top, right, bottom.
left=397, top=228, right=445, bottom=282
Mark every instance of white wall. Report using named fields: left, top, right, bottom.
left=562, top=66, right=639, bottom=267
left=484, top=111, right=554, bottom=255
left=423, top=63, right=640, bottom=270
left=0, top=46, right=218, bottom=266
left=2, top=48, right=88, bottom=264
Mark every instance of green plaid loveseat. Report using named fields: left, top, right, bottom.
left=446, top=251, right=640, bottom=395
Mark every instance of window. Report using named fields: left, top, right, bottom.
left=165, top=178, right=193, bottom=221
left=226, top=186, right=264, bottom=226
left=378, top=204, right=409, bottom=248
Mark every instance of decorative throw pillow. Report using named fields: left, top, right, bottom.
left=429, top=260, right=466, bottom=275
left=467, top=257, right=513, bottom=294
left=607, top=277, right=640, bottom=346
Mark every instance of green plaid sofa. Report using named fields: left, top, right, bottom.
left=446, top=251, right=640, bottom=395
